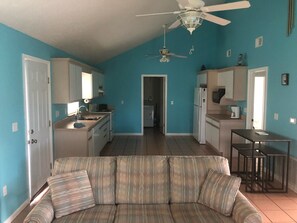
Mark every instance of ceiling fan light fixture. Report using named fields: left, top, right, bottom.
left=178, top=11, right=204, bottom=34
left=160, top=55, right=170, bottom=63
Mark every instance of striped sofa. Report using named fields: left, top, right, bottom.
left=24, top=156, right=262, bottom=223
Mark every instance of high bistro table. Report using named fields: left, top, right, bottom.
left=230, top=129, right=291, bottom=193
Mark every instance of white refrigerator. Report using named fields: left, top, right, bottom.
left=193, top=87, right=207, bottom=144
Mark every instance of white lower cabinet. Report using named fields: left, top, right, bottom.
left=205, top=120, right=220, bottom=151
left=54, top=116, right=110, bottom=159
left=205, top=115, right=245, bottom=159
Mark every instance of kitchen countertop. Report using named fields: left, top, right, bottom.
left=206, top=113, right=245, bottom=122
left=55, top=113, right=108, bottom=131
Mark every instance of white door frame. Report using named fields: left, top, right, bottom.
left=246, top=66, right=268, bottom=129
left=141, top=74, right=167, bottom=135
left=22, top=54, right=53, bottom=199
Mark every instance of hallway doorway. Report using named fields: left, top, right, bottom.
left=141, top=75, right=167, bottom=135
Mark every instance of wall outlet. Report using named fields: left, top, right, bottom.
left=255, top=36, right=263, bottom=48
left=171, top=101, right=174, bottom=105
left=12, top=122, right=18, bottom=132
left=274, top=113, right=279, bottom=120
left=121, top=100, right=124, bottom=105
left=290, top=117, right=296, bottom=124
left=55, top=111, right=60, bottom=118
left=226, top=49, right=232, bottom=57
left=3, top=185, right=7, bottom=197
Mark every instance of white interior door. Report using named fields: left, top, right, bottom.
left=246, top=67, right=268, bottom=130
left=23, top=55, right=52, bottom=199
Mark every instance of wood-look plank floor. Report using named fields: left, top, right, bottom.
left=101, top=128, right=218, bottom=156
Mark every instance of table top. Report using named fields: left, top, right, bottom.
left=232, top=129, right=291, bottom=142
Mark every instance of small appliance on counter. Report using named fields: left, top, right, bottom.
left=230, top=106, right=240, bottom=119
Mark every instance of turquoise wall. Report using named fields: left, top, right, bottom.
left=216, top=0, right=297, bottom=155
left=96, top=24, right=219, bottom=133
left=0, top=23, right=87, bottom=222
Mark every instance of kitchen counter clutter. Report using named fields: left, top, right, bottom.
left=54, top=113, right=110, bottom=159
left=205, top=114, right=245, bottom=159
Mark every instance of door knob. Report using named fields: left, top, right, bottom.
left=31, top=139, right=38, bottom=144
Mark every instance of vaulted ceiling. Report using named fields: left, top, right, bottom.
left=0, top=0, right=224, bottom=64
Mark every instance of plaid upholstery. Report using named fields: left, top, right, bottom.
left=198, top=169, right=241, bottom=216
left=114, top=204, right=174, bottom=223
left=48, top=170, right=95, bottom=218
left=169, top=156, right=230, bottom=203
left=232, top=192, right=262, bottom=223
left=24, top=192, right=54, bottom=223
left=54, top=157, right=116, bottom=204
left=170, top=203, right=235, bottom=223
left=116, top=156, right=169, bottom=204
left=53, top=205, right=116, bottom=223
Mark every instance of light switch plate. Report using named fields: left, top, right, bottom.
left=12, top=122, right=18, bottom=132
left=226, top=49, right=232, bottom=57
left=274, top=113, right=279, bottom=120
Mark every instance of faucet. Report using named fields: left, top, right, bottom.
left=76, top=105, right=88, bottom=120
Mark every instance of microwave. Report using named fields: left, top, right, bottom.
left=212, top=88, right=225, bottom=103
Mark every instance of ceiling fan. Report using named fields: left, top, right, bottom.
left=136, top=0, right=251, bottom=34
left=147, top=25, right=187, bottom=63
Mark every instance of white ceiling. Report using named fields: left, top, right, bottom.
left=0, top=0, right=224, bottom=64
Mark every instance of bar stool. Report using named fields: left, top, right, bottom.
left=258, top=145, right=287, bottom=192
left=237, top=149, right=266, bottom=192
left=231, top=143, right=256, bottom=177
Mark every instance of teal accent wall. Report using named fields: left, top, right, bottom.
left=0, top=23, right=86, bottom=222
left=216, top=0, right=297, bottom=155
left=95, top=24, right=219, bottom=133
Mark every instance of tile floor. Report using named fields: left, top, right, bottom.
left=240, top=186, right=297, bottom=223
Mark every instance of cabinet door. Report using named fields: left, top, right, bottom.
left=69, top=63, right=82, bottom=102
left=205, top=122, right=212, bottom=144
left=218, top=70, right=234, bottom=99
left=212, top=126, right=220, bottom=150
left=92, top=71, right=104, bottom=98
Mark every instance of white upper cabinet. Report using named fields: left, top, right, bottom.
left=92, top=71, right=104, bottom=98
left=217, top=66, right=247, bottom=101
left=52, top=59, right=83, bottom=104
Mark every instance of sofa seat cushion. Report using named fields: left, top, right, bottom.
left=114, top=204, right=174, bottom=223
left=116, top=156, right=169, bottom=204
left=53, top=205, right=116, bottom=223
left=169, top=156, right=230, bottom=203
left=170, top=203, right=235, bottom=223
left=54, top=157, right=116, bottom=204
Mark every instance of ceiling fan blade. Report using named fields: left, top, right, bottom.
left=201, top=1, right=251, bottom=12
left=136, top=11, right=180, bottom=17
left=203, top=12, right=231, bottom=26
left=145, top=54, right=161, bottom=58
left=169, top=20, right=181, bottom=29
left=168, top=53, right=187, bottom=58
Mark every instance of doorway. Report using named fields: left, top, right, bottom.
left=141, top=75, right=167, bottom=135
left=246, top=67, right=268, bottom=129
left=23, top=54, right=53, bottom=200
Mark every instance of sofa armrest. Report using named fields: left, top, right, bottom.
left=232, top=192, right=262, bottom=223
left=24, top=192, right=54, bottom=223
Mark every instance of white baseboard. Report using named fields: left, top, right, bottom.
left=114, top=133, right=143, bottom=136
left=4, top=199, right=29, bottom=223
left=165, top=133, right=192, bottom=136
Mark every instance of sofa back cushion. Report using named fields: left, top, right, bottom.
left=116, top=156, right=169, bottom=204
left=53, top=157, right=116, bottom=204
left=169, top=156, right=230, bottom=203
